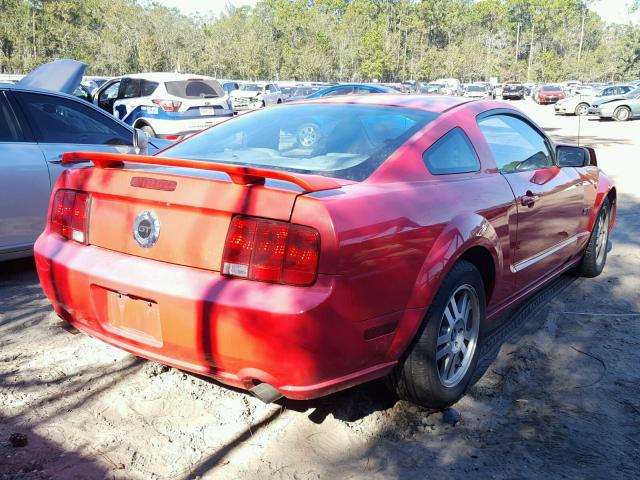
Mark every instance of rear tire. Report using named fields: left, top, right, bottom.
left=613, top=106, right=630, bottom=122
left=388, top=260, right=486, bottom=409
left=576, top=198, right=611, bottom=278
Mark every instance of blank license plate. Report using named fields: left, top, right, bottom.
left=199, top=107, right=215, bottom=116
left=106, top=291, right=162, bottom=346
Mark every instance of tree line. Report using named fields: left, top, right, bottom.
left=1, top=0, right=639, bottom=83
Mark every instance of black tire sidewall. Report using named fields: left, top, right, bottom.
left=396, top=261, right=487, bottom=409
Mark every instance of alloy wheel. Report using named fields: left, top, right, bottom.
left=595, top=207, right=610, bottom=267
left=436, top=284, right=480, bottom=388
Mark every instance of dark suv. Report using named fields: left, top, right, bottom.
left=502, top=83, right=525, bottom=100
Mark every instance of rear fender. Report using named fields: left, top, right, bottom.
left=387, top=213, right=502, bottom=358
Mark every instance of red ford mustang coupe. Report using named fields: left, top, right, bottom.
left=35, top=95, right=615, bottom=408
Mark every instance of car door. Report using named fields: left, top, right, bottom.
left=0, top=91, right=51, bottom=254
left=95, top=79, right=121, bottom=114
left=478, top=113, right=585, bottom=290
left=113, top=77, right=142, bottom=122
left=14, top=90, right=136, bottom=193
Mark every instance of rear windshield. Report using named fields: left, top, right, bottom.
left=467, top=85, right=485, bottom=92
left=161, top=104, right=438, bottom=182
left=164, top=80, right=223, bottom=99
left=625, top=87, right=640, bottom=98
left=542, top=85, right=561, bottom=91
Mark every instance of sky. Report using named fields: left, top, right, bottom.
left=153, top=0, right=640, bottom=25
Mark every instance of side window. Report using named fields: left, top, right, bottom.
left=355, top=87, right=374, bottom=95
left=141, top=81, right=158, bottom=97
left=16, top=92, right=132, bottom=145
left=423, top=128, right=480, bottom=175
left=0, top=93, right=21, bottom=142
left=322, top=87, right=353, bottom=97
left=621, top=86, right=631, bottom=94
left=478, top=115, right=553, bottom=173
left=98, top=81, right=120, bottom=112
left=118, top=78, right=141, bottom=99
left=603, top=88, right=614, bottom=96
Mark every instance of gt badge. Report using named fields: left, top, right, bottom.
left=134, top=211, right=160, bottom=248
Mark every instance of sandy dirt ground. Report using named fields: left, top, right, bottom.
left=1, top=100, right=639, bottom=479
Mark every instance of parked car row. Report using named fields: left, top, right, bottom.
left=554, top=84, right=640, bottom=120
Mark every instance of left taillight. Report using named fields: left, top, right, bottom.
left=51, top=190, right=90, bottom=244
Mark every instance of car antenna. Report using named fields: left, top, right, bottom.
left=577, top=104, right=582, bottom=147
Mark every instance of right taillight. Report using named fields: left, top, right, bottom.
left=51, top=189, right=90, bottom=244
left=222, top=216, right=320, bottom=286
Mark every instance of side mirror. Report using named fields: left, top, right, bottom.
left=556, top=145, right=592, bottom=167
left=133, top=128, right=150, bottom=155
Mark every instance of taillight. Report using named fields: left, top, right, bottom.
left=222, top=216, right=320, bottom=286
left=152, top=99, right=182, bottom=112
left=51, top=190, right=90, bottom=243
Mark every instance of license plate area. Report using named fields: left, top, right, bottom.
left=199, top=107, right=215, bottom=116
left=104, top=290, right=162, bottom=347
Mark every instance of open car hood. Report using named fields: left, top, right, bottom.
left=18, top=59, right=87, bottom=94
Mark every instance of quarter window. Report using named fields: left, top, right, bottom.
left=118, top=78, right=141, bottom=99
left=141, top=81, right=159, bottom=97
left=16, top=92, right=132, bottom=145
left=478, top=115, right=553, bottom=173
left=423, top=128, right=480, bottom=175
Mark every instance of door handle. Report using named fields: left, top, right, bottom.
left=520, top=193, right=539, bottom=207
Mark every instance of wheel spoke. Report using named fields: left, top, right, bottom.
left=460, top=293, right=471, bottom=324
left=444, top=304, right=456, bottom=328
left=437, top=332, right=450, bottom=347
left=445, top=354, right=457, bottom=378
left=437, top=344, right=451, bottom=361
left=459, top=342, right=468, bottom=356
left=449, top=296, right=460, bottom=319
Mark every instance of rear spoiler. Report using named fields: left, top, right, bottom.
left=61, top=152, right=344, bottom=193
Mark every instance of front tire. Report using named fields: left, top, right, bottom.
left=389, top=260, right=486, bottom=409
left=576, top=198, right=611, bottom=278
left=575, top=103, right=589, bottom=116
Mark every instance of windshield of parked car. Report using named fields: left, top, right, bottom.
left=161, top=104, right=438, bottom=181
left=467, top=85, right=485, bottom=92
left=542, top=85, right=561, bottom=91
left=239, top=83, right=262, bottom=91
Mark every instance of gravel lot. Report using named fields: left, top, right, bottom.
left=1, top=99, right=639, bottom=479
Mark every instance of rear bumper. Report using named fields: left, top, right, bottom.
left=34, top=234, right=401, bottom=400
